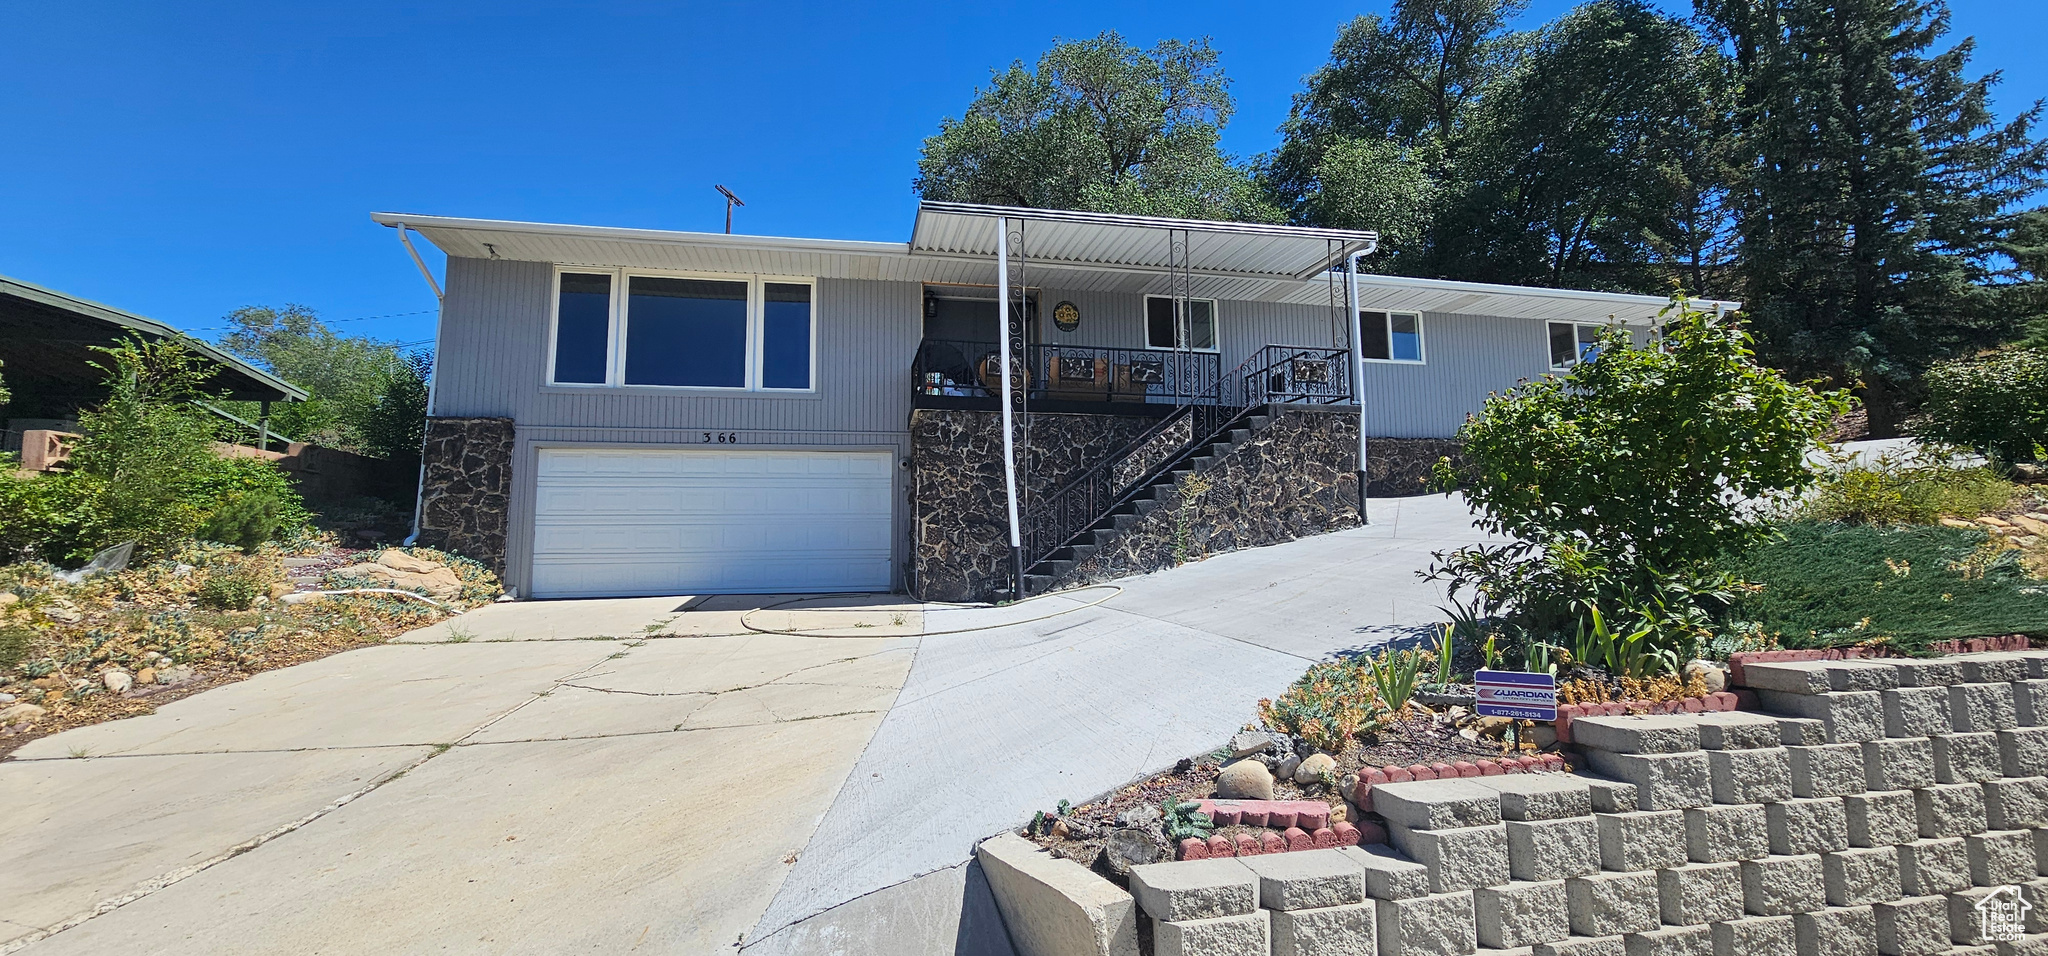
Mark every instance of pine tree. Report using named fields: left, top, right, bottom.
left=1698, top=0, right=2048, bottom=432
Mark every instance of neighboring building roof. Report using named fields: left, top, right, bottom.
left=372, top=204, right=1738, bottom=324
left=0, top=274, right=307, bottom=403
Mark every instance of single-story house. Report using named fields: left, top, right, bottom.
left=0, top=273, right=306, bottom=449
left=372, top=203, right=1735, bottom=602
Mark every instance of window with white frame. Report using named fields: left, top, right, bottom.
left=1547, top=321, right=1605, bottom=371
left=1144, top=295, right=1218, bottom=351
left=1358, top=311, right=1424, bottom=363
left=550, top=270, right=815, bottom=390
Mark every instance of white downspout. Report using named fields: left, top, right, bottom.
left=1344, top=239, right=1379, bottom=525
left=391, top=222, right=445, bottom=548
left=996, top=217, right=1025, bottom=601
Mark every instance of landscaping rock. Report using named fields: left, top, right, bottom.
left=1104, top=828, right=1166, bottom=876
left=1294, top=753, right=1336, bottom=785
left=1117, top=805, right=1163, bottom=830
left=330, top=558, right=465, bottom=600
left=100, top=668, right=132, bottom=694
left=1276, top=753, right=1303, bottom=782
left=1216, top=760, right=1275, bottom=801
left=134, top=667, right=156, bottom=686
left=1686, top=659, right=1727, bottom=694
left=0, top=703, right=46, bottom=723
left=157, top=664, right=196, bottom=686
left=1229, top=731, right=1273, bottom=757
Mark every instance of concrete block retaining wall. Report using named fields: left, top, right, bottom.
left=980, top=648, right=2048, bottom=956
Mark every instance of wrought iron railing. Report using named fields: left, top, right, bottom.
left=1021, top=345, right=1355, bottom=576
left=911, top=339, right=1223, bottom=406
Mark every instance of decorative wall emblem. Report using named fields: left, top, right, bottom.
left=1052, top=300, right=1081, bottom=332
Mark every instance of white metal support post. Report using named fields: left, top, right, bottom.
left=1345, top=253, right=1369, bottom=525
left=996, top=217, right=1026, bottom=601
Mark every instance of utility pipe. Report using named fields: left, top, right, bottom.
left=996, top=217, right=1025, bottom=601
left=1344, top=239, right=1380, bottom=525
left=388, top=222, right=446, bottom=548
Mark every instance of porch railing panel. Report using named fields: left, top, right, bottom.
left=912, top=339, right=1223, bottom=406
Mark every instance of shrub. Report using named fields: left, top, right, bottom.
left=0, top=625, right=29, bottom=672
left=191, top=456, right=311, bottom=550
left=1426, top=298, right=1847, bottom=670
left=1914, top=347, right=2048, bottom=465
left=198, top=490, right=285, bottom=552
left=1258, top=660, right=1380, bottom=752
left=197, top=571, right=265, bottom=611
left=1722, top=521, right=2048, bottom=648
left=1801, top=451, right=2015, bottom=524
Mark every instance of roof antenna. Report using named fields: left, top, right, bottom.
left=716, top=185, right=745, bottom=234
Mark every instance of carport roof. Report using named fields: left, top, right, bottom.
left=371, top=205, right=1737, bottom=323
left=0, top=274, right=307, bottom=402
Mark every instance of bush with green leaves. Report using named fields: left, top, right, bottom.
left=197, top=570, right=265, bottom=611
left=1257, top=660, right=1379, bottom=752
left=1, top=338, right=312, bottom=563
left=1426, top=298, right=1847, bottom=670
left=1800, top=450, right=2014, bottom=525
left=1913, top=347, right=2048, bottom=465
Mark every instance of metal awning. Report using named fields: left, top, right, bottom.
left=0, top=275, right=307, bottom=404
left=909, top=202, right=1377, bottom=282
left=370, top=211, right=1736, bottom=322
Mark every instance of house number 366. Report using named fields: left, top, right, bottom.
left=702, top=432, right=740, bottom=443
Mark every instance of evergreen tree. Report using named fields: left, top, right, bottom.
left=1439, top=0, right=1739, bottom=295
left=1698, top=0, right=2048, bottom=432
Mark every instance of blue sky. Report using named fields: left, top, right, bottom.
left=3, top=1, right=2043, bottom=349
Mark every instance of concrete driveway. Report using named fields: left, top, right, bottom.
left=1, top=493, right=1489, bottom=955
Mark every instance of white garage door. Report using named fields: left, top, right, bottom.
left=530, top=447, right=894, bottom=598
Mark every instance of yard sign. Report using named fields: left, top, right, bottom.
left=1474, top=669, right=1558, bottom=722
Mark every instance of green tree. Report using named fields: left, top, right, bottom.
left=914, top=32, right=1278, bottom=222
left=1264, top=0, right=1526, bottom=272
left=221, top=304, right=425, bottom=454
left=1438, top=1, right=1738, bottom=295
left=1697, top=0, right=2048, bottom=433
left=356, top=352, right=432, bottom=468
left=1913, top=346, right=2048, bottom=464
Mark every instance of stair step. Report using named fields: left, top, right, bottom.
left=1024, top=574, right=1056, bottom=594
left=1248, top=415, right=1271, bottom=430
left=1111, top=514, right=1139, bottom=531
left=1228, top=428, right=1251, bottom=443
left=1133, top=498, right=1162, bottom=515
left=1069, top=544, right=1098, bottom=562
left=1042, top=558, right=1075, bottom=577
left=1090, top=527, right=1117, bottom=546
left=1192, top=456, right=1217, bottom=470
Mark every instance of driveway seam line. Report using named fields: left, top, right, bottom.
left=0, top=644, right=628, bottom=953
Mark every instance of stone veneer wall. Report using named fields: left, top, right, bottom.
left=913, top=406, right=1466, bottom=602
left=911, top=409, right=1155, bottom=602
left=417, top=416, right=514, bottom=574
left=977, top=647, right=2048, bottom=956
